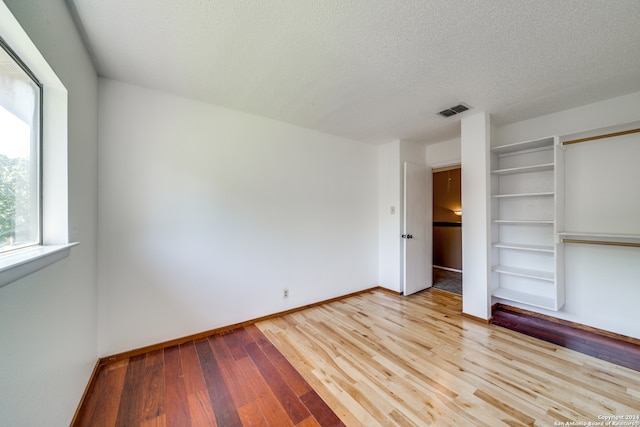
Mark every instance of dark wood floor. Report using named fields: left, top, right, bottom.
left=491, top=305, right=640, bottom=372
left=74, top=325, right=343, bottom=427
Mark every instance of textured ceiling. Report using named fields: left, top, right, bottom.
left=67, top=0, right=640, bottom=144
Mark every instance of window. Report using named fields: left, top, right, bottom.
left=0, top=1, right=75, bottom=289
left=0, top=38, right=42, bottom=254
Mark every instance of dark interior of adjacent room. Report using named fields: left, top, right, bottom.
left=432, top=166, right=462, bottom=294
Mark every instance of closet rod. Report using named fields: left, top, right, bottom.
left=562, top=239, right=640, bottom=248
left=563, top=127, right=640, bottom=146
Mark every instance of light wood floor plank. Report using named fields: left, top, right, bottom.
left=258, top=289, right=640, bottom=426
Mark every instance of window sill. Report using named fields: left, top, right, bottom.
left=0, top=243, right=79, bottom=289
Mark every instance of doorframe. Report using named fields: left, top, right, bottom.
left=431, top=162, right=463, bottom=296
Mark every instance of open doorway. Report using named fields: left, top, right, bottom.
left=432, top=166, right=462, bottom=294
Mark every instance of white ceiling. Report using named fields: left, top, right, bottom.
left=67, top=0, right=640, bottom=144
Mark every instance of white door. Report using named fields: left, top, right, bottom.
left=403, top=162, right=432, bottom=295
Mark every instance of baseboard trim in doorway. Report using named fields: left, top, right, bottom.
left=433, top=265, right=462, bottom=273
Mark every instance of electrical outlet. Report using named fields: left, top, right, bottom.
left=283, top=289, right=289, bottom=298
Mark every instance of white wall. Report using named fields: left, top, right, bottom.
left=400, top=140, right=427, bottom=165
left=461, top=113, right=492, bottom=320
left=494, top=91, right=640, bottom=146
left=0, top=1, right=99, bottom=426
left=98, top=79, right=379, bottom=355
left=426, top=138, right=461, bottom=167
left=378, top=141, right=402, bottom=291
left=493, top=91, right=640, bottom=339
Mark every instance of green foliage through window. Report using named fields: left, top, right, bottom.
left=0, top=154, right=30, bottom=246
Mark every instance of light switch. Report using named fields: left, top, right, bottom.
left=390, top=206, right=396, bottom=214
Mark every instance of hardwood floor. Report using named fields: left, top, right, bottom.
left=259, top=289, right=640, bottom=426
left=491, top=304, right=640, bottom=372
left=76, top=289, right=640, bottom=426
left=74, top=326, right=343, bottom=426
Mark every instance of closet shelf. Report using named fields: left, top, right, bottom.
left=492, top=288, right=556, bottom=310
left=493, top=242, right=554, bottom=253
left=492, top=265, right=554, bottom=281
left=493, top=192, right=554, bottom=199
left=492, top=137, right=554, bottom=155
left=493, top=219, right=554, bottom=225
left=491, top=163, right=554, bottom=175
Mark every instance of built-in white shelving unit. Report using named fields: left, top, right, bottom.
left=488, top=120, right=640, bottom=314
left=490, top=136, right=565, bottom=310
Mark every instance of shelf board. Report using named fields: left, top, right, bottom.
left=492, top=192, right=554, bottom=199
left=492, top=265, right=554, bottom=281
left=493, top=219, right=554, bottom=225
left=493, top=242, right=554, bottom=253
left=492, top=137, right=554, bottom=155
left=492, top=288, right=557, bottom=310
left=491, top=163, right=554, bottom=176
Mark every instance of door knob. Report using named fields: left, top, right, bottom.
left=402, top=234, right=413, bottom=239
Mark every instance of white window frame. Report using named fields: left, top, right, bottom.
left=0, top=3, right=77, bottom=288
left=0, top=37, right=43, bottom=254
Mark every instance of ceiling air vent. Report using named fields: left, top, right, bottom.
left=438, top=103, right=470, bottom=118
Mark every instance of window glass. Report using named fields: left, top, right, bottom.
left=0, top=40, right=41, bottom=253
